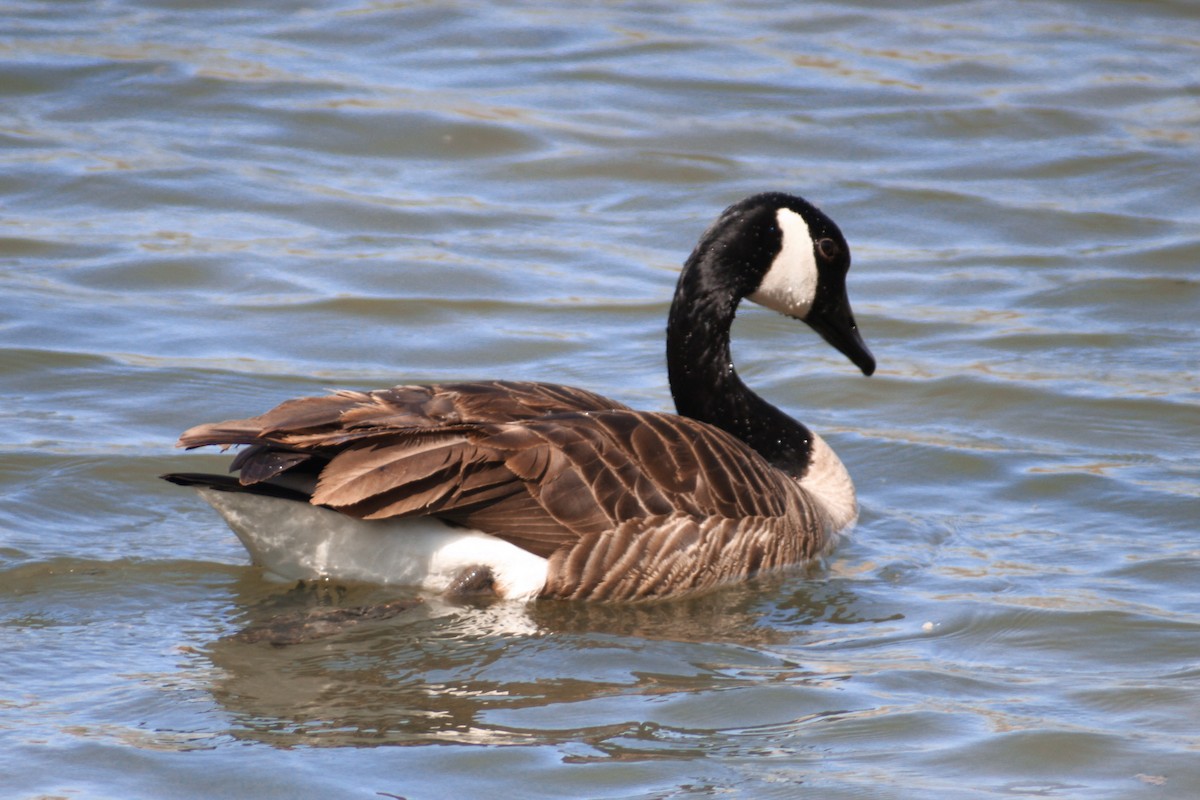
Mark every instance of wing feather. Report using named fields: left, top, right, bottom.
left=174, top=381, right=825, bottom=598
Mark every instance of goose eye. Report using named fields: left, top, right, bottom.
left=815, top=237, right=841, bottom=262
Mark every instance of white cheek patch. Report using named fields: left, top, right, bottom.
left=747, top=207, right=819, bottom=319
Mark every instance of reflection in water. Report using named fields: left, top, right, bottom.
left=229, top=596, right=425, bottom=646
left=205, top=572, right=866, bottom=749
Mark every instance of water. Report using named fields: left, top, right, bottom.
left=2, top=1, right=1198, bottom=797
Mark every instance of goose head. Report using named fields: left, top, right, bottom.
left=667, top=192, right=874, bottom=476
left=717, top=192, right=875, bottom=376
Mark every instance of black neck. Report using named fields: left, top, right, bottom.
left=666, top=254, right=813, bottom=478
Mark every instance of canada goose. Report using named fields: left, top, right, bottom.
left=163, top=192, right=875, bottom=602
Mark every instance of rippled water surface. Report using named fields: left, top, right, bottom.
left=3, top=1, right=1199, bottom=798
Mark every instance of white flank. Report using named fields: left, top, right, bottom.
left=796, top=432, right=859, bottom=543
left=747, top=207, right=819, bottom=319
left=195, top=489, right=549, bottom=600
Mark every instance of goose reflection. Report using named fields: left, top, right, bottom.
left=204, top=572, right=879, bottom=749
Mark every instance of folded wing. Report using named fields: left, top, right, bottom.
left=178, top=380, right=823, bottom=599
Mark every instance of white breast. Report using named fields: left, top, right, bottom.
left=195, top=489, right=550, bottom=600
left=796, top=431, right=859, bottom=537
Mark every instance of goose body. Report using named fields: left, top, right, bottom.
left=164, top=192, right=875, bottom=601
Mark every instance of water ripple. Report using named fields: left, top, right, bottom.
left=2, top=1, right=1199, bottom=798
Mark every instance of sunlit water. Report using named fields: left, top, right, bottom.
left=2, top=2, right=1199, bottom=798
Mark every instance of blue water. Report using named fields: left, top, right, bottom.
left=2, top=1, right=1198, bottom=798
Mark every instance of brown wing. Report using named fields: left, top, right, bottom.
left=178, top=381, right=823, bottom=599
left=298, top=411, right=824, bottom=598
left=178, top=380, right=631, bottom=486
left=178, top=380, right=631, bottom=451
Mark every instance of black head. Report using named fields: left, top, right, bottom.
left=692, top=192, right=875, bottom=376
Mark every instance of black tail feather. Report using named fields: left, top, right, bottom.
left=161, top=472, right=312, bottom=503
